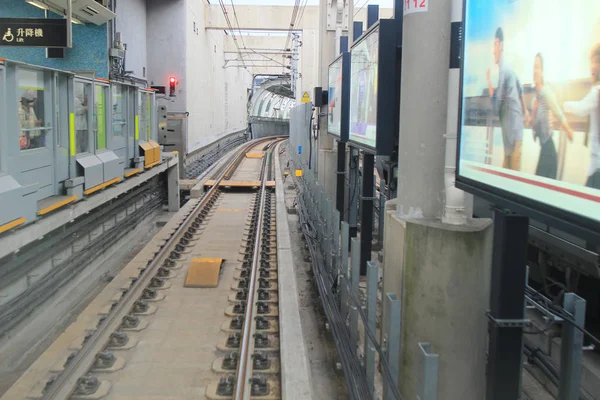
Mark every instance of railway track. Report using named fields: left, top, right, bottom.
left=7, top=137, right=285, bottom=400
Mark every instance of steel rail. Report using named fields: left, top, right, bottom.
left=41, top=138, right=274, bottom=400
left=234, top=151, right=270, bottom=400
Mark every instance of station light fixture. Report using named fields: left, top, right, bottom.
left=169, top=76, right=176, bottom=97
left=25, top=0, right=48, bottom=10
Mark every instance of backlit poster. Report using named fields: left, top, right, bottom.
left=349, top=27, right=379, bottom=150
left=458, top=0, right=600, bottom=229
left=328, top=56, right=343, bottom=136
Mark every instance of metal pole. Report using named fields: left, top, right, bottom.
left=349, top=237, right=360, bottom=355
left=336, top=140, right=346, bottom=217
left=418, top=342, right=439, bottom=400
left=353, top=21, right=363, bottom=42
left=558, top=293, right=586, bottom=400
left=360, top=153, right=374, bottom=275
left=365, top=261, right=378, bottom=394
left=486, top=209, right=529, bottom=400
left=348, top=146, right=359, bottom=241
left=378, top=179, right=387, bottom=249
left=333, top=210, right=340, bottom=277
left=66, top=0, right=73, bottom=48
left=383, top=293, right=401, bottom=400
left=367, top=4, right=379, bottom=29
left=340, top=222, right=350, bottom=317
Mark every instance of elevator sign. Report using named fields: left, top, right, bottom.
left=404, top=0, right=428, bottom=15
left=0, top=18, right=67, bottom=48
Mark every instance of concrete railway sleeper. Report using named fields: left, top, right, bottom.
left=12, top=137, right=284, bottom=400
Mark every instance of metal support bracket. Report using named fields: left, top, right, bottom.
left=486, top=312, right=530, bottom=328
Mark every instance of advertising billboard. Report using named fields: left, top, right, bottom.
left=349, top=27, right=379, bottom=150
left=457, top=0, right=600, bottom=240
left=348, top=19, right=401, bottom=156
left=328, top=52, right=350, bottom=141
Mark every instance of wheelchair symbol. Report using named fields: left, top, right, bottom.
left=2, top=28, right=15, bottom=43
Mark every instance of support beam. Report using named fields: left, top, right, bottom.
left=167, top=164, right=180, bottom=212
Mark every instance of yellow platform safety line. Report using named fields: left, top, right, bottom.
left=0, top=217, right=26, bottom=234
left=38, top=195, right=77, bottom=215
left=295, top=169, right=303, bottom=177
left=69, top=113, right=75, bottom=156
left=184, top=258, right=224, bottom=288
left=145, top=160, right=161, bottom=169
left=83, top=177, right=122, bottom=196
left=125, top=168, right=142, bottom=178
left=204, top=180, right=275, bottom=188
left=245, top=152, right=264, bottom=159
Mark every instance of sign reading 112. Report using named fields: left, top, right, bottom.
left=404, top=0, right=428, bottom=15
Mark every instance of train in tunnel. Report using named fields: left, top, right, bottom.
left=0, top=59, right=163, bottom=233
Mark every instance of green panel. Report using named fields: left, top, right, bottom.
left=146, top=93, right=151, bottom=140
left=96, top=85, right=106, bottom=149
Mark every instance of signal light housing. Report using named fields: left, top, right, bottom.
left=169, top=76, right=176, bottom=97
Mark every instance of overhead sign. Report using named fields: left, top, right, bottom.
left=456, top=0, right=600, bottom=241
left=301, top=92, right=311, bottom=103
left=0, top=18, right=67, bottom=48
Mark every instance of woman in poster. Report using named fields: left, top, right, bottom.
left=530, top=53, right=575, bottom=179
left=564, top=44, right=600, bottom=189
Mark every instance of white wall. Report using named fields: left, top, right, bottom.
left=147, top=0, right=187, bottom=112
left=185, top=0, right=252, bottom=153
left=115, top=0, right=148, bottom=80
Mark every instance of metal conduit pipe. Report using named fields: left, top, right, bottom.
left=442, top=0, right=468, bottom=225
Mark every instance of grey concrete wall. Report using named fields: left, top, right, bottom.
left=185, top=0, right=252, bottom=153
left=251, top=121, right=289, bottom=139
left=147, top=0, right=187, bottom=112
left=115, top=0, right=147, bottom=80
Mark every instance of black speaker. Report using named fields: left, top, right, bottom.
left=47, top=48, right=64, bottom=59
left=313, top=87, right=328, bottom=107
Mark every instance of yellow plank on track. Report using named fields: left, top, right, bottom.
left=245, top=152, right=264, bottom=159
left=204, top=180, right=275, bottom=188
left=184, top=258, right=224, bottom=288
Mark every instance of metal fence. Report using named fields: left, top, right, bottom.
left=184, top=130, right=248, bottom=178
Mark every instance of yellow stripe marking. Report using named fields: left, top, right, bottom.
left=0, top=217, right=26, bottom=234
left=69, top=113, right=75, bottom=156
left=135, top=115, right=139, bottom=140
left=145, top=160, right=161, bottom=169
left=125, top=168, right=142, bottom=178
left=38, top=195, right=77, bottom=215
left=84, top=177, right=122, bottom=195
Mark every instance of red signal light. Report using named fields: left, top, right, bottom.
left=169, top=76, right=176, bottom=97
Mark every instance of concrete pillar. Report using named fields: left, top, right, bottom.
left=317, top=0, right=352, bottom=192
left=167, top=164, right=180, bottom=212
left=380, top=0, right=494, bottom=398
left=382, top=208, right=492, bottom=400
